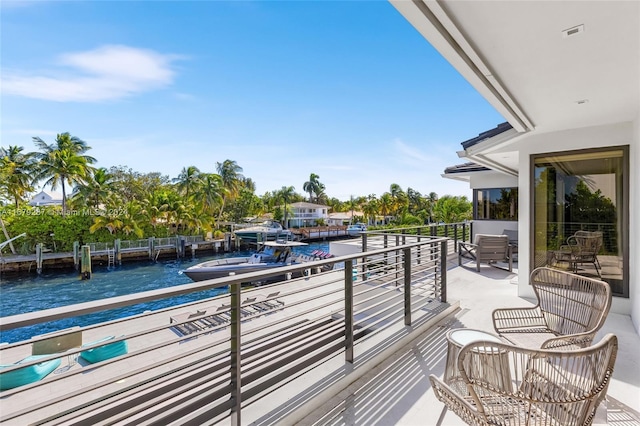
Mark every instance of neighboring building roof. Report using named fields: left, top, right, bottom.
left=28, top=190, right=64, bottom=206
left=290, top=202, right=330, bottom=209
left=460, top=122, right=513, bottom=150
left=328, top=211, right=364, bottom=220
left=443, top=162, right=491, bottom=175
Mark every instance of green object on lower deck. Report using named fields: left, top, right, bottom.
left=79, top=336, right=128, bottom=364
left=0, top=354, right=61, bottom=391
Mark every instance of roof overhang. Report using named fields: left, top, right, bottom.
left=392, top=0, right=639, bottom=173
left=389, top=0, right=535, bottom=133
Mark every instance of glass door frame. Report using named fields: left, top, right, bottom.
left=529, top=145, right=629, bottom=298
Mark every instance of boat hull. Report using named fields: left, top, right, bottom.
left=183, top=258, right=298, bottom=282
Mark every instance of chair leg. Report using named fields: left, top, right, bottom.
left=508, top=246, right=513, bottom=272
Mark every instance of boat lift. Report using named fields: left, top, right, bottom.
left=0, top=232, right=26, bottom=255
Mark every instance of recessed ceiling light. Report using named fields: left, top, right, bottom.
left=575, top=99, right=589, bottom=105
left=562, top=24, right=584, bottom=38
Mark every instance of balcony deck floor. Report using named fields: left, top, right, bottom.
left=298, top=263, right=640, bottom=426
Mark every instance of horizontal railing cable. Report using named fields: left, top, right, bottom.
left=0, top=235, right=450, bottom=425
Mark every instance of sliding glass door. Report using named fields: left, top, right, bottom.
left=532, top=147, right=628, bottom=297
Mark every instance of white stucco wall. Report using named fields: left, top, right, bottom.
left=472, top=221, right=517, bottom=237
left=515, top=121, right=634, bottom=313
left=469, top=172, right=518, bottom=189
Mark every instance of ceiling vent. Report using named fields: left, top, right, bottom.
left=562, top=24, right=585, bottom=38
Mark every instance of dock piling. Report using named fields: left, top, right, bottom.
left=115, top=239, right=122, bottom=265
left=148, top=237, right=155, bottom=260
left=224, top=233, right=231, bottom=252
left=80, top=245, right=91, bottom=279
left=73, top=241, right=80, bottom=270
left=36, top=243, right=43, bottom=274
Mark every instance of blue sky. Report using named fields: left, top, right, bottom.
left=1, top=1, right=504, bottom=201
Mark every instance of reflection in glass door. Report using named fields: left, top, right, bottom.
left=532, top=147, right=628, bottom=297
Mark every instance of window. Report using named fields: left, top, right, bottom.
left=474, top=188, right=518, bottom=220
left=532, top=147, right=628, bottom=297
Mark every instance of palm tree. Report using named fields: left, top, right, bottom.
left=173, top=166, right=202, bottom=201
left=141, top=190, right=172, bottom=230
left=379, top=193, right=393, bottom=224
left=33, top=133, right=96, bottom=215
left=72, top=167, right=114, bottom=208
left=433, top=195, right=472, bottom=223
left=345, top=195, right=358, bottom=224
left=426, top=192, right=438, bottom=223
left=363, top=195, right=378, bottom=226
left=216, top=159, right=244, bottom=222
left=197, top=173, right=223, bottom=216
left=242, top=177, right=256, bottom=193
left=277, top=185, right=296, bottom=228
left=0, top=145, right=36, bottom=207
left=389, top=183, right=408, bottom=217
left=303, top=173, right=324, bottom=203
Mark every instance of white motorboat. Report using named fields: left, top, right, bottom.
left=233, top=220, right=293, bottom=242
left=346, top=223, right=367, bottom=236
left=183, top=241, right=310, bottom=282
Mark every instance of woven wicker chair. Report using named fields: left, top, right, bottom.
left=430, top=333, right=618, bottom=426
left=492, top=267, right=611, bottom=350
left=554, top=231, right=603, bottom=277
left=458, top=234, right=513, bottom=272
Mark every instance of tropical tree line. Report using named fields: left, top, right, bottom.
left=1, top=133, right=472, bottom=252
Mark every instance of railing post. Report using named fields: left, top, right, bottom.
left=453, top=224, right=458, bottom=253
left=395, top=235, right=400, bottom=282
left=344, top=259, right=354, bottom=363
left=403, top=248, right=412, bottom=326
left=361, top=234, right=367, bottom=276
left=463, top=222, right=467, bottom=244
left=440, top=240, right=447, bottom=303
left=383, top=234, right=388, bottom=269
left=230, top=281, right=242, bottom=425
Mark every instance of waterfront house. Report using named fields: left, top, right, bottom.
left=327, top=210, right=364, bottom=226
left=27, top=190, right=63, bottom=207
left=286, top=201, right=330, bottom=228
left=1, top=2, right=638, bottom=424
left=390, top=0, right=639, bottom=330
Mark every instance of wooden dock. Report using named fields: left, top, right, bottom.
left=291, top=226, right=349, bottom=241
left=0, top=237, right=236, bottom=276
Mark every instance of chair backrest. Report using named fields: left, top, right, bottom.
left=570, top=231, right=603, bottom=256
left=530, top=267, right=611, bottom=337
left=473, top=234, right=509, bottom=261
left=458, top=333, right=618, bottom=426
left=501, top=229, right=518, bottom=245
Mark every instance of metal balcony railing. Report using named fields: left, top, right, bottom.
left=0, top=235, right=450, bottom=425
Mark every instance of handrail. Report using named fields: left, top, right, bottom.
left=0, top=235, right=450, bottom=425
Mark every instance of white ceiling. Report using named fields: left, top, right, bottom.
left=438, top=0, right=639, bottom=133
left=390, top=0, right=639, bottom=175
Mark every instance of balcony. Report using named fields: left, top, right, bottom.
left=1, top=232, right=638, bottom=425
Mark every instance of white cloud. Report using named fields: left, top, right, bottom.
left=2, top=45, right=182, bottom=102
left=393, top=138, right=435, bottom=166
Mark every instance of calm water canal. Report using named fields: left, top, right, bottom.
left=0, top=242, right=329, bottom=344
